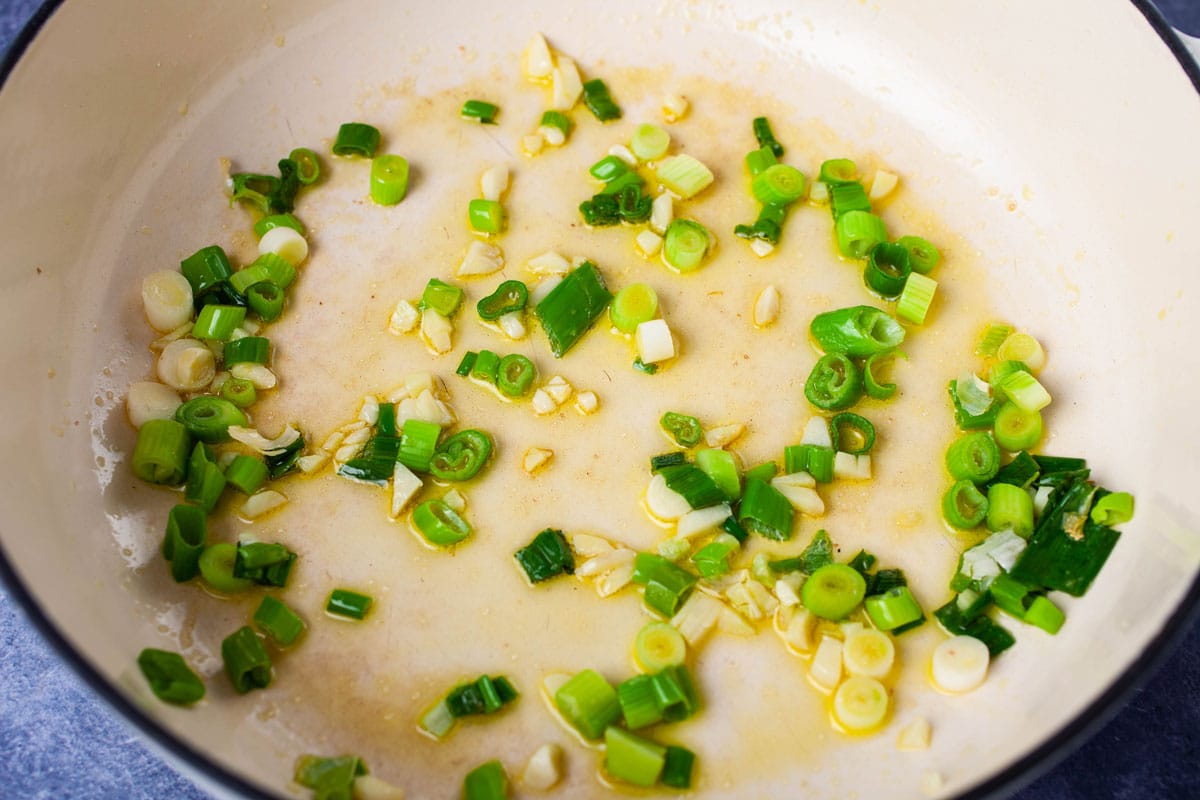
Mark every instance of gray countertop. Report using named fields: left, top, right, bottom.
left=1, top=1, right=1198, bottom=798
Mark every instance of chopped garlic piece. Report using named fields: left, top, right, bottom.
left=149, top=322, right=194, bottom=352
left=334, top=444, right=361, bottom=463
left=607, top=144, right=637, bottom=165
left=750, top=239, right=775, bottom=258
left=521, top=133, right=545, bottom=156
left=810, top=635, right=844, bottom=691
left=661, top=93, right=689, bottom=122
left=388, top=299, right=419, bottom=335
left=645, top=473, right=692, bottom=521
left=574, top=390, right=599, bottom=415
left=650, top=192, right=673, bottom=233
left=704, top=423, right=745, bottom=448
left=676, top=504, right=732, bottom=539
left=526, top=250, right=571, bottom=276
left=635, top=319, right=675, bottom=364
left=718, top=608, right=756, bottom=636
left=420, top=309, right=454, bottom=354
left=442, top=489, right=466, bottom=512
left=521, top=743, right=563, bottom=791
left=456, top=240, right=505, bottom=277
left=353, top=773, right=406, bottom=800
left=776, top=605, right=818, bottom=652
left=522, top=33, right=554, bottom=81
left=671, top=591, right=723, bottom=645
left=242, top=490, right=288, bottom=519
left=529, top=276, right=562, bottom=304
left=359, top=395, right=380, bottom=425
left=809, top=181, right=829, bottom=203
left=754, top=285, right=781, bottom=327
left=921, top=772, right=944, bottom=797
left=498, top=311, right=526, bottom=340
left=834, top=452, right=872, bottom=480
left=898, top=717, right=932, bottom=751
left=339, top=420, right=368, bottom=434
left=635, top=230, right=663, bottom=257
left=297, top=453, right=330, bottom=474
left=480, top=164, right=510, bottom=202
left=774, top=577, right=801, bottom=607
left=801, top=417, right=834, bottom=448
left=576, top=547, right=634, bottom=578
left=869, top=169, right=900, bottom=201
left=231, top=362, right=277, bottom=390
left=240, top=318, right=261, bottom=335
left=772, top=480, right=825, bottom=516
left=531, top=389, right=557, bottom=415
left=596, top=560, right=636, bottom=597
left=551, top=56, right=583, bottom=110
left=571, top=533, right=615, bottom=557
left=544, top=375, right=573, bottom=405
left=228, top=424, right=301, bottom=456
left=342, top=426, right=372, bottom=447
left=390, top=463, right=423, bottom=518
left=320, top=431, right=345, bottom=453
left=523, top=447, right=554, bottom=475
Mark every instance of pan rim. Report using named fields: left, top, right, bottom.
left=0, top=1, right=1196, bottom=798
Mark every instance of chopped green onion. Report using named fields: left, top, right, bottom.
left=326, top=588, right=373, bottom=620
left=463, top=760, right=509, bottom=800
left=231, top=158, right=300, bottom=215
left=997, top=370, right=1052, bottom=414
left=429, top=429, right=492, bottom=481
left=413, top=499, right=472, bottom=547
left=631, top=123, right=670, bottom=161
left=456, top=352, right=478, bottom=377
left=744, top=145, right=778, bottom=176
left=221, top=626, right=272, bottom=693
left=945, top=432, right=1001, bottom=483
left=784, top=444, right=835, bottom=483
left=496, top=354, right=536, bottom=398
left=976, top=323, right=1015, bottom=357
left=468, top=198, right=505, bottom=234
left=614, top=184, right=652, bottom=223
left=830, top=181, right=871, bottom=219
left=225, top=455, right=268, bottom=495
left=266, top=430, right=305, bottom=479
left=989, top=573, right=1034, bottom=619
left=376, top=402, right=396, bottom=437
left=656, top=154, right=714, bottom=199
left=864, top=586, right=924, bottom=631
left=288, top=148, right=320, bottom=185
left=819, top=158, right=857, bottom=184
left=339, top=434, right=402, bottom=484
left=948, top=379, right=1000, bottom=431
left=294, top=756, right=366, bottom=799
left=395, top=418, right=441, bottom=473
left=420, top=700, right=455, bottom=738
left=660, top=412, right=702, bottom=447
left=223, top=336, right=270, bottom=366
left=743, top=460, right=779, bottom=484
left=514, top=528, right=574, bottom=583
left=332, top=122, right=381, bottom=157
left=535, top=261, right=613, bottom=357
left=461, top=99, right=500, bottom=124
left=254, top=213, right=306, bottom=238
left=420, top=278, right=464, bottom=317
left=633, top=621, right=687, bottom=672
left=446, top=675, right=518, bottom=717
left=943, top=479, right=989, bottom=529
left=752, top=164, right=807, bottom=206
left=658, top=464, right=725, bottom=509
left=254, top=595, right=306, bottom=646
left=198, top=543, right=253, bottom=593
left=933, top=598, right=1015, bottom=656
left=555, top=669, right=621, bottom=739
left=863, top=241, right=912, bottom=298
left=255, top=252, right=296, bottom=289
left=691, top=533, right=740, bottom=578
left=652, top=664, right=700, bottom=721
left=234, top=541, right=297, bottom=587
left=180, top=245, right=234, bottom=300
left=229, top=264, right=271, bottom=295
left=810, top=305, right=906, bottom=357
left=192, top=304, right=245, bottom=341
left=1010, top=480, right=1120, bottom=596
left=987, top=482, right=1034, bottom=537
left=610, top=283, right=659, bottom=334
left=734, top=202, right=788, bottom=245
left=801, top=563, right=867, bottom=620
left=662, top=219, right=711, bottom=272
left=737, top=478, right=794, bottom=541
left=370, top=154, right=410, bottom=205
left=632, top=553, right=698, bottom=617
left=582, top=78, right=621, bottom=121
left=633, top=358, right=658, bottom=375
left=137, top=648, right=206, bottom=705
left=540, top=110, right=572, bottom=137
left=897, top=273, right=938, bottom=325
left=804, top=353, right=863, bottom=411
left=988, top=450, right=1040, bottom=490
left=752, top=116, right=784, bottom=157
left=579, top=193, right=621, bottom=226
left=863, top=350, right=902, bottom=399
left=798, top=529, right=836, bottom=572
left=830, top=412, right=876, bottom=455
left=471, top=349, right=501, bottom=384
left=162, top=504, right=206, bottom=582
left=618, top=675, right=664, bottom=729
left=132, top=419, right=192, bottom=486
left=605, top=727, right=667, bottom=788
left=661, top=746, right=696, bottom=789
left=898, top=235, right=941, bottom=274
left=1024, top=595, right=1066, bottom=634
left=246, top=281, right=284, bottom=322
left=650, top=452, right=687, bottom=471
left=590, top=155, right=630, bottom=182
left=835, top=210, right=888, bottom=260
left=1091, top=492, right=1135, bottom=526
left=184, top=443, right=226, bottom=512
left=694, top=448, right=741, bottom=501
left=477, top=280, right=528, bottom=321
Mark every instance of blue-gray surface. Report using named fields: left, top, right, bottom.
left=1, top=1, right=1198, bottom=798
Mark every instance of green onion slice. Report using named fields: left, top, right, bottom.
left=468, top=198, right=505, bottom=234
left=752, top=116, right=785, bottom=157
left=496, top=355, right=536, bottom=398
left=370, top=154, right=410, bottom=205
left=429, top=429, right=493, bottom=481
left=752, top=164, right=806, bottom=206
left=132, top=419, right=192, bottom=485
left=819, top=158, right=857, bottom=184
left=582, top=78, right=621, bottom=121
left=162, top=504, right=206, bottom=582
left=477, top=280, right=528, bottom=321
left=254, top=595, right=306, bottom=645
left=514, top=528, right=574, bottom=583
left=253, top=213, right=306, bottom=239
left=420, top=278, right=464, bottom=317
left=804, top=353, right=863, bottom=411
left=413, top=499, right=472, bottom=547
left=737, top=478, right=794, bottom=541
left=662, top=219, right=711, bottom=272
left=221, top=626, right=272, bottom=694
left=945, top=432, right=1001, bottom=483
left=610, top=283, right=659, bottom=334
left=535, top=261, right=613, bottom=357
left=288, top=148, right=321, bottom=185
left=830, top=412, right=876, bottom=455
left=810, top=305, right=906, bottom=357
left=744, top=145, right=778, bottom=176
left=332, top=122, right=381, bottom=157
left=223, top=336, right=270, bottom=366
left=555, top=669, right=621, bottom=740
left=863, top=350, right=904, bottom=400
left=898, top=235, right=941, bottom=274
left=1090, top=491, right=1135, bottom=526
left=660, top=412, right=702, bottom=447
left=801, top=563, right=867, bottom=620
left=327, top=588, right=373, bottom=620
left=863, top=241, right=912, bottom=298
left=461, top=99, right=500, bottom=123
left=137, top=648, right=206, bottom=705
left=835, top=210, right=888, bottom=260
left=943, top=480, right=989, bottom=529
left=631, top=123, right=670, bottom=161
left=198, top=542, right=253, bottom=593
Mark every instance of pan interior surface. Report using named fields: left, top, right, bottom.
left=1, top=1, right=1198, bottom=797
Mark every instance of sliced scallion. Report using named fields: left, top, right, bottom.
left=582, top=78, right=621, bottom=121
left=221, top=626, right=272, bottom=694
left=514, top=528, right=574, bottom=583
left=370, top=155, right=410, bottom=205
left=943, top=480, right=989, bottom=529
left=605, top=727, right=666, bottom=788
left=804, top=353, right=863, bottom=411
left=610, top=283, right=659, bottom=334
left=332, top=122, right=381, bottom=157
left=326, top=588, right=373, bottom=620
left=632, top=553, right=698, bottom=617
left=253, top=595, right=306, bottom=645
left=223, top=336, right=270, bottom=366
left=835, top=210, right=888, bottom=260
left=420, top=278, right=464, bottom=317
left=137, top=648, right=206, bottom=706
left=752, top=116, right=784, bottom=157
left=477, top=280, right=528, bottom=321
left=737, top=478, right=794, bottom=541
left=429, top=429, right=492, bottom=481
left=751, top=164, right=806, bottom=206
left=496, top=354, right=536, bottom=398
left=397, top=418, right=442, bottom=473
left=162, top=504, right=206, bottom=582
left=535, top=261, right=613, bottom=357
left=413, top=499, right=472, bottom=547
left=461, top=99, right=500, bottom=124
left=830, top=412, right=876, bottom=455
left=898, top=235, right=941, bottom=274
left=198, top=542, right=253, bottom=594
left=662, top=219, right=711, bottom=272
left=555, top=669, right=621, bottom=740
left=468, top=198, right=505, bottom=234
left=631, top=123, right=670, bottom=161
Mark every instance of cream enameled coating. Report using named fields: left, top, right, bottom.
left=1, top=2, right=1199, bottom=799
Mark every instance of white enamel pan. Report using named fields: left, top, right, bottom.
left=2, top=1, right=1199, bottom=798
